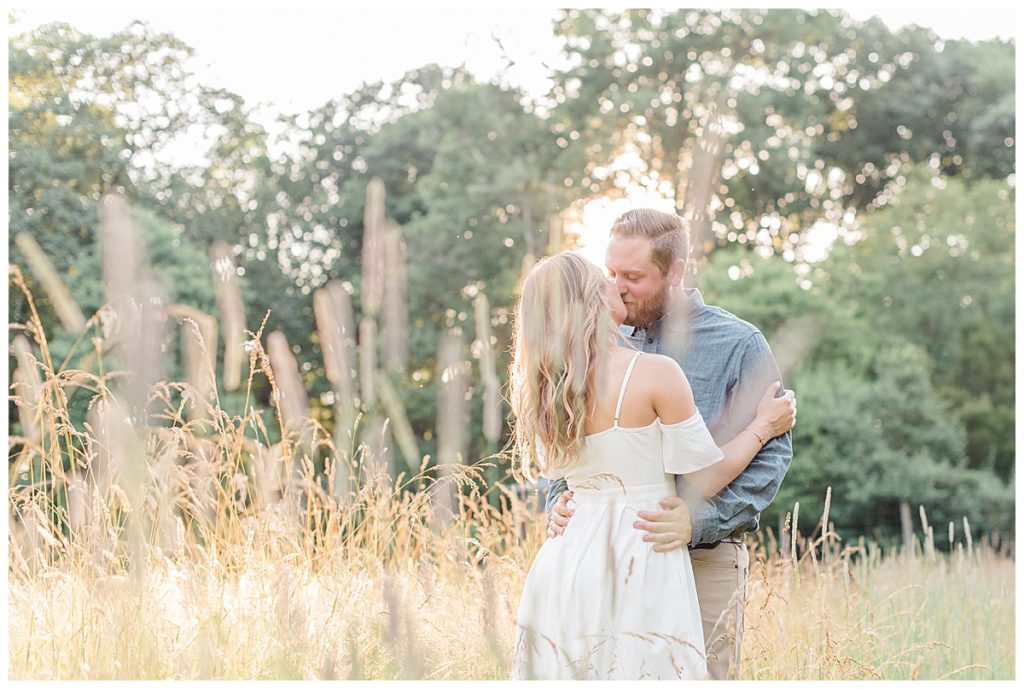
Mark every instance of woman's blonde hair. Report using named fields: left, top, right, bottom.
left=509, top=252, right=615, bottom=482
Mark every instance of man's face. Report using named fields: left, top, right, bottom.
left=605, top=236, right=681, bottom=329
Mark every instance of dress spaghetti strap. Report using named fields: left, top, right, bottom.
left=613, top=351, right=643, bottom=427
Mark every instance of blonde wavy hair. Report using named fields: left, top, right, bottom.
left=509, top=252, right=616, bottom=482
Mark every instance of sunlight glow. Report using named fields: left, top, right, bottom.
left=565, top=188, right=678, bottom=271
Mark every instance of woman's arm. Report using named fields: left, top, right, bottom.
left=652, top=358, right=795, bottom=498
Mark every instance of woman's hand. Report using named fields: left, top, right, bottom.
left=749, top=381, right=796, bottom=440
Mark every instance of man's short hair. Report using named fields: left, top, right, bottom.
left=609, top=208, right=689, bottom=275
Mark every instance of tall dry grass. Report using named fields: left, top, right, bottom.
left=7, top=282, right=1014, bottom=679
left=8, top=471, right=1013, bottom=680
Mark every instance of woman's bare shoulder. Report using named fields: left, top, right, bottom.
left=635, top=351, right=685, bottom=379
left=630, top=352, right=689, bottom=395
left=634, top=353, right=696, bottom=419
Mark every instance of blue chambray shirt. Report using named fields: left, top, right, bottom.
left=545, top=288, right=794, bottom=546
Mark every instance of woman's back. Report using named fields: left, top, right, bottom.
left=582, top=346, right=660, bottom=436
left=514, top=348, right=720, bottom=679
left=551, top=348, right=708, bottom=490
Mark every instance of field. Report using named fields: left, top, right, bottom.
left=8, top=485, right=1014, bottom=680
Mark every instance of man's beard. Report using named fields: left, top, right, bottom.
left=623, top=283, right=670, bottom=329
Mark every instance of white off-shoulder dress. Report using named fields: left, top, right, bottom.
left=512, top=352, right=724, bottom=680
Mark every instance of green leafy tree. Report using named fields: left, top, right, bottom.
left=547, top=9, right=1014, bottom=265
left=9, top=19, right=251, bottom=329
left=699, top=238, right=1013, bottom=540
left=819, top=167, right=1015, bottom=479
left=246, top=66, right=561, bottom=468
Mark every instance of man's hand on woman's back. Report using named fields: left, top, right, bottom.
left=634, top=496, right=693, bottom=552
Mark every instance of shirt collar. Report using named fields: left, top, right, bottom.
left=629, top=288, right=704, bottom=337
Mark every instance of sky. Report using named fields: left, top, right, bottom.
left=11, top=2, right=1017, bottom=121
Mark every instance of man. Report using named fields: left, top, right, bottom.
left=545, top=208, right=793, bottom=680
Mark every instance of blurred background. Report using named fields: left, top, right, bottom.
left=8, top=4, right=1016, bottom=545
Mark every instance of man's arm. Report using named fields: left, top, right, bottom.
left=689, top=330, right=793, bottom=545
left=687, top=431, right=792, bottom=544
left=542, top=477, right=575, bottom=538
left=544, top=477, right=568, bottom=514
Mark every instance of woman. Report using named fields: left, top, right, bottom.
left=509, top=253, right=795, bottom=680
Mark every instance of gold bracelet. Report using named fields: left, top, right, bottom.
left=744, top=427, right=766, bottom=446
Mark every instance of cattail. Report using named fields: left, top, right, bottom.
left=376, top=371, right=420, bottom=472
left=919, top=505, right=930, bottom=536
left=899, top=500, right=914, bottom=556
left=434, top=330, right=467, bottom=520
left=519, top=252, right=536, bottom=287
left=478, top=566, right=501, bottom=660
left=65, top=474, right=90, bottom=531
left=362, top=177, right=386, bottom=317
left=11, top=335, right=42, bottom=445
left=132, top=280, right=169, bottom=406
left=84, top=399, right=113, bottom=499
left=101, top=192, right=167, bottom=408
left=266, top=330, right=315, bottom=500
left=681, top=103, right=728, bottom=274
left=962, top=516, right=974, bottom=555
left=14, top=232, right=86, bottom=332
left=819, top=486, right=832, bottom=563
left=382, top=573, right=401, bottom=645
left=359, top=318, right=377, bottom=409
left=100, top=193, right=142, bottom=298
left=820, top=487, right=832, bottom=539
left=790, top=501, right=800, bottom=562
left=382, top=224, right=408, bottom=373
left=266, top=330, right=311, bottom=434
left=97, top=192, right=165, bottom=577
left=88, top=394, right=146, bottom=576
left=662, top=299, right=693, bottom=361
left=313, top=280, right=358, bottom=500
left=210, top=241, right=247, bottom=391
left=769, top=316, right=820, bottom=379
left=250, top=441, right=285, bottom=508
left=314, top=280, right=358, bottom=407
left=474, top=293, right=501, bottom=445
left=544, top=214, right=563, bottom=255
left=151, top=436, right=185, bottom=555
left=166, top=304, right=218, bottom=421
left=437, top=330, right=468, bottom=467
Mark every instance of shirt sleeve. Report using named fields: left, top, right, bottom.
left=544, top=477, right=569, bottom=514
left=660, top=412, right=724, bottom=474
left=685, top=331, right=794, bottom=546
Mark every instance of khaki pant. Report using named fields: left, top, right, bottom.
left=690, top=541, right=749, bottom=680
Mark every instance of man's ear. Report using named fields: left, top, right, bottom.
left=667, top=258, right=687, bottom=287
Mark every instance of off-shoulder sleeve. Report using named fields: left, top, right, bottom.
left=660, top=413, right=724, bottom=475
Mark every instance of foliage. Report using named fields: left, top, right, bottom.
left=818, top=168, right=1015, bottom=479
left=547, top=9, right=1013, bottom=261
left=699, top=168, right=1014, bottom=538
